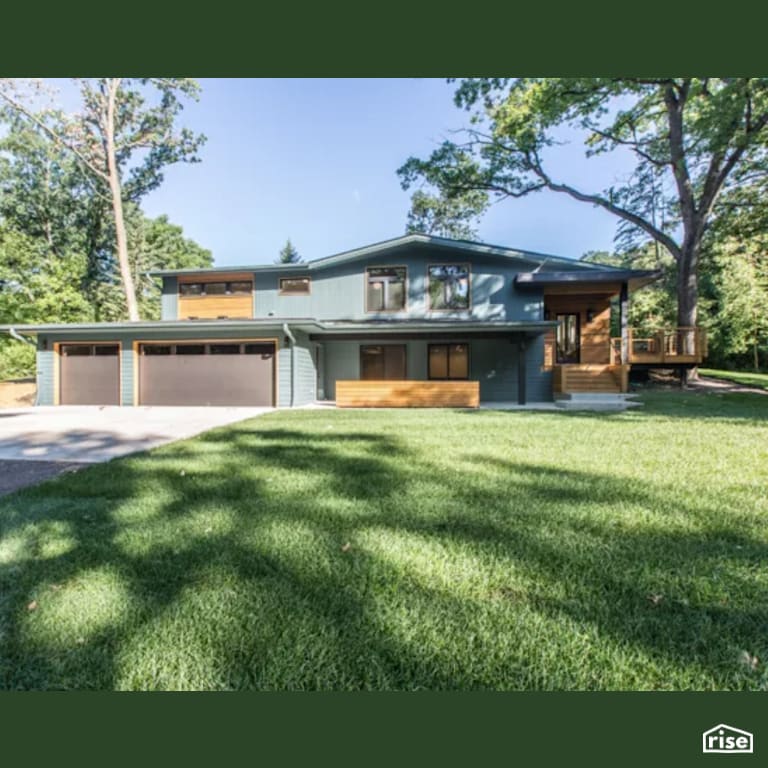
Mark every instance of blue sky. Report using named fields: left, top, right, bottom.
left=53, top=78, right=636, bottom=266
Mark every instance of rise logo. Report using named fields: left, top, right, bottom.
left=702, top=724, right=754, bottom=754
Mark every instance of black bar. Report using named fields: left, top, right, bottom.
left=518, top=337, right=527, bottom=405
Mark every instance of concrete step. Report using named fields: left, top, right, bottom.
left=555, top=392, right=642, bottom=411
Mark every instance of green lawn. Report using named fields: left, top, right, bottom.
left=699, top=368, right=768, bottom=390
left=1, top=391, right=767, bottom=690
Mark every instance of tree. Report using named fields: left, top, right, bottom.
left=0, top=78, right=205, bottom=320
left=399, top=78, right=768, bottom=371
left=405, top=189, right=488, bottom=239
left=277, top=238, right=302, bottom=264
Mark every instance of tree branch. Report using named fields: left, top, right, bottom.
left=0, top=89, right=109, bottom=183
left=527, top=152, right=682, bottom=260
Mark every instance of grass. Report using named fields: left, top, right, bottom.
left=699, top=368, right=768, bottom=390
left=1, top=390, right=767, bottom=690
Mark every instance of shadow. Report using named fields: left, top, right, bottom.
left=0, top=411, right=765, bottom=690
left=0, top=429, right=172, bottom=462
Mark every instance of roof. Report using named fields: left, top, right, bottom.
left=515, top=269, right=661, bottom=291
left=1, top=318, right=554, bottom=336
left=149, top=233, right=617, bottom=277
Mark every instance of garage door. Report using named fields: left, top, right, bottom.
left=138, top=341, right=275, bottom=406
left=59, top=344, right=120, bottom=405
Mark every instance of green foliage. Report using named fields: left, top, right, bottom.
left=405, top=188, right=488, bottom=239
left=582, top=245, right=676, bottom=336
left=699, top=238, right=768, bottom=370
left=0, top=108, right=211, bottom=377
left=277, top=238, right=301, bottom=264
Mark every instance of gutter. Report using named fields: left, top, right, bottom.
left=282, top=323, right=297, bottom=408
left=6, top=327, right=40, bottom=406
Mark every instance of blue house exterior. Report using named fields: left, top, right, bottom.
left=3, top=234, right=676, bottom=408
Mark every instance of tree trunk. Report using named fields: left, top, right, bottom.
left=677, top=243, right=699, bottom=383
left=105, top=80, right=140, bottom=322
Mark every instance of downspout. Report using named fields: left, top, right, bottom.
left=282, top=323, right=296, bottom=408
left=8, top=327, right=40, bottom=406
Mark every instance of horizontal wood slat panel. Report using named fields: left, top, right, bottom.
left=336, top=380, right=479, bottom=408
left=178, top=295, right=253, bottom=319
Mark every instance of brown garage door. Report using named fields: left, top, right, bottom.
left=138, top=341, right=275, bottom=406
left=59, top=344, right=120, bottom=405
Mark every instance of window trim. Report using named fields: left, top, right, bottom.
left=278, top=276, right=312, bottom=296
left=426, top=263, right=472, bottom=312
left=365, top=265, right=408, bottom=314
left=427, top=343, right=470, bottom=381
left=360, top=343, right=407, bottom=380
left=178, top=279, right=254, bottom=298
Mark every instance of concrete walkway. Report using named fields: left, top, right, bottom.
left=0, top=405, right=271, bottom=463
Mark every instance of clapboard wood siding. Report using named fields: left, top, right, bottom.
left=178, top=294, right=254, bottom=320
left=337, top=380, right=480, bottom=408
left=543, top=293, right=613, bottom=366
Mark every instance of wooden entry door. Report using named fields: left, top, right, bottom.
left=556, top=313, right=580, bottom=364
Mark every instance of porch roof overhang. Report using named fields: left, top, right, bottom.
left=1, top=317, right=555, bottom=339
left=515, top=269, right=661, bottom=292
left=0, top=318, right=324, bottom=336
left=309, top=319, right=555, bottom=340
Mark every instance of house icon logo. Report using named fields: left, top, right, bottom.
left=702, top=724, right=754, bottom=754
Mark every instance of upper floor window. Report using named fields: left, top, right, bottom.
left=179, top=280, right=252, bottom=297
left=428, top=264, right=470, bottom=310
left=366, top=267, right=406, bottom=312
left=279, top=277, right=311, bottom=295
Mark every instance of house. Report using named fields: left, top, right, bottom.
left=1, top=234, right=707, bottom=408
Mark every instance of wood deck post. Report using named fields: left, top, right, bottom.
left=619, top=282, right=629, bottom=364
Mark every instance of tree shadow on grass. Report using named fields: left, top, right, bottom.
left=0, top=422, right=766, bottom=690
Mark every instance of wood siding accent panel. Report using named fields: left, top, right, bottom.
left=336, top=380, right=480, bottom=408
left=543, top=294, right=612, bottom=367
left=177, top=294, right=254, bottom=319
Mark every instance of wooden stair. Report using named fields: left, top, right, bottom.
left=558, top=364, right=622, bottom=394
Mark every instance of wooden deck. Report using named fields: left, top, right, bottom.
left=336, top=380, right=480, bottom=408
left=611, top=327, right=707, bottom=365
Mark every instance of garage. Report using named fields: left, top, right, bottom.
left=59, top=343, right=120, bottom=405
left=137, top=341, right=276, bottom=406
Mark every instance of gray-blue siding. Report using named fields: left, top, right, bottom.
left=161, top=249, right=547, bottom=323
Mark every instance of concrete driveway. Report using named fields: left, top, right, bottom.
left=0, top=406, right=271, bottom=494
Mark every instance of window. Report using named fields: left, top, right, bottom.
left=209, top=344, right=241, bottom=355
left=279, top=277, right=311, bottom=295
left=244, top=343, right=275, bottom=356
left=360, top=345, right=406, bottom=380
left=228, top=281, right=253, bottom=295
left=428, top=344, right=469, bottom=380
left=366, top=267, right=406, bottom=312
left=428, top=265, right=470, bottom=310
left=555, top=313, right=580, bottom=364
left=143, top=345, right=172, bottom=355
left=175, top=344, right=206, bottom=355
left=179, top=280, right=253, bottom=296
left=93, top=345, right=119, bottom=356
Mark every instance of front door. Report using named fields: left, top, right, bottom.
left=556, top=313, right=580, bottom=364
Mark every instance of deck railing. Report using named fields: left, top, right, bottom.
left=610, top=327, right=707, bottom=365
